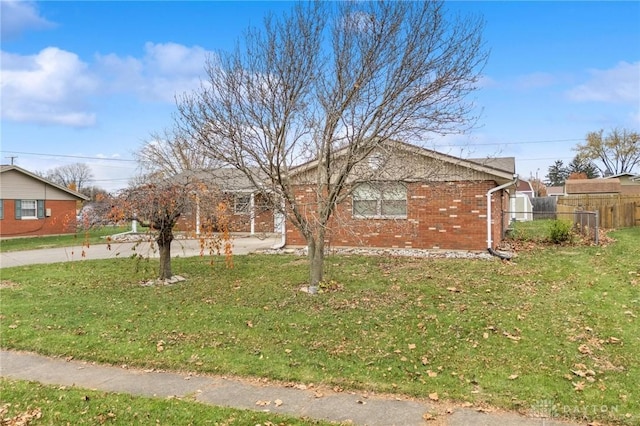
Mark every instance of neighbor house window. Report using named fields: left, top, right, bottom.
left=352, top=182, right=407, bottom=218
left=234, top=194, right=251, bottom=215
left=15, top=199, right=45, bottom=219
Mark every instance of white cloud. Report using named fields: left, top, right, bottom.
left=1, top=42, right=211, bottom=127
left=97, top=42, right=211, bottom=102
left=566, top=61, right=640, bottom=104
left=1, top=48, right=99, bottom=126
left=0, top=1, right=55, bottom=39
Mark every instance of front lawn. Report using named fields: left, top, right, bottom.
left=2, top=228, right=639, bottom=424
left=0, top=226, right=134, bottom=252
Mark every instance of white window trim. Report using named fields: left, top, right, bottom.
left=21, top=200, right=38, bottom=220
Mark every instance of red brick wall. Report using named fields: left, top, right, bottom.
left=285, top=181, right=509, bottom=251
left=0, top=199, right=77, bottom=237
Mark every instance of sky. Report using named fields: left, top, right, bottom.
left=1, top=0, right=639, bottom=191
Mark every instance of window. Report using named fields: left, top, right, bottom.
left=353, top=182, right=407, bottom=218
left=14, top=199, right=44, bottom=219
left=234, top=194, right=251, bottom=215
left=21, top=200, right=38, bottom=218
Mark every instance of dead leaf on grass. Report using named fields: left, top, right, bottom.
left=573, top=381, right=585, bottom=391
left=578, top=344, right=591, bottom=354
left=428, top=392, right=439, bottom=401
left=508, top=374, right=519, bottom=380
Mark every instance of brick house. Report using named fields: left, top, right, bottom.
left=282, top=141, right=517, bottom=251
left=0, top=165, right=89, bottom=238
left=174, top=169, right=277, bottom=235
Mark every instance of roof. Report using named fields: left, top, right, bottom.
left=174, top=168, right=266, bottom=192
left=603, top=172, right=639, bottom=179
left=546, top=186, right=564, bottom=196
left=514, top=179, right=534, bottom=193
left=289, top=140, right=516, bottom=183
left=564, top=178, right=621, bottom=195
left=0, top=165, right=90, bottom=200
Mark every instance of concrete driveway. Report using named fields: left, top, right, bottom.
left=0, top=233, right=283, bottom=268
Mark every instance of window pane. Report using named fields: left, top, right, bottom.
left=234, top=195, right=250, bottom=214
left=381, top=184, right=406, bottom=200
left=21, top=200, right=37, bottom=217
left=381, top=200, right=407, bottom=216
left=353, top=184, right=379, bottom=200
left=353, top=200, right=378, bottom=216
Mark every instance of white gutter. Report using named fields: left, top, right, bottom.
left=486, top=177, right=518, bottom=249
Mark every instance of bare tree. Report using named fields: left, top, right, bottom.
left=135, top=128, right=220, bottom=176
left=176, top=1, right=487, bottom=289
left=45, top=163, right=93, bottom=191
left=111, top=173, right=231, bottom=281
left=575, top=129, right=640, bottom=176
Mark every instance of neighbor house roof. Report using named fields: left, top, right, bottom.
left=564, top=178, right=621, bottom=195
left=546, top=186, right=564, bottom=196
left=0, top=165, right=90, bottom=200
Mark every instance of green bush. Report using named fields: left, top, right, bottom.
left=548, top=219, right=572, bottom=243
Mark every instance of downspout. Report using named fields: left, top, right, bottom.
left=486, top=176, right=518, bottom=251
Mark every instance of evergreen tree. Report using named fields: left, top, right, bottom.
left=545, top=160, right=569, bottom=186
left=567, top=156, right=600, bottom=179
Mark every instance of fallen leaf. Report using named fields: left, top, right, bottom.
left=427, top=370, right=438, bottom=378
left=255, top=400, right=270, bottom=406
left=423, top=413, right=437, bottom=421
left=578, top=344, right=591, bottom=354
left=274, top=399, right=283, bottom=407
left=508, top=374, right=519, bottom=380
left=428, top=392, right=439, bottom=401
left=408, top=343, right=416, bottom=350
left=482, top=332, right=489, bottom=339
left=573, top=381, right=585, bottom=391
left=571, top=370, right=586, bottom=377
left=607, top=337, right=622, bottom=344
left=246, top=320, right=253, bottom=328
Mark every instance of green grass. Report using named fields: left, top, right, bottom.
left=0, top=226, right=135, bottom=252
left=2, top=228, right=639, bottom=425
left=0, top=379, right=334, bottom=425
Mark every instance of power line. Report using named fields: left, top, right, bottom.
left=0, top=150, right=136, bottom=162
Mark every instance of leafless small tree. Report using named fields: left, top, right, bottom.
left=45, top=162, right=93, bottom=191
left=176, top=1, right=487, bottom=289
left=135, top=128, right=220, bottom=177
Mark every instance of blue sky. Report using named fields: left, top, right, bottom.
left=1, top=1, right=639, bottom=191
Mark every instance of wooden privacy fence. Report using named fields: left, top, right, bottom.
left=557, top=195, right=640, bottom=229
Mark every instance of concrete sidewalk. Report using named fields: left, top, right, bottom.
left=0, top=234, right=282, bottom=268
left=0, top=350, right=579, bottom=426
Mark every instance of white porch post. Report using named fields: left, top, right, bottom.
left=250, top=192, right=255, bottom=235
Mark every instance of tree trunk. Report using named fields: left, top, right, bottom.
left=156, top=228, right=174, bottom=281
left=307, top=234, right=325, bottom=294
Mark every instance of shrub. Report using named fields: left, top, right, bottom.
left=548, top=220, right=572, bottom=244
